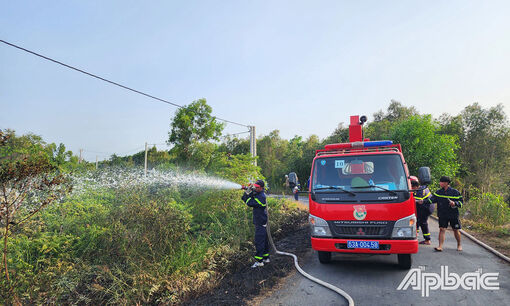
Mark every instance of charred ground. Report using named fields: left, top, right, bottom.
left=184, top=211, right=311, bottom=306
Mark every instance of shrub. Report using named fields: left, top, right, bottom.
left=461, top=191, right=510, bottom=227
left=5, top=173, right=305, bottom=304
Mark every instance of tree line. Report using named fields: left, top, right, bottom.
left=147, top=98, right=510, bottom=203
left=3, top=99, right=509, bottom=201
left=1, top=98, right=509, bottom=302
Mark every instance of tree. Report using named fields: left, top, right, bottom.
left=284, top=135, right=304, bottom=174
left=188, top=141, right=217, bottom=171
left=294, top=135, right=321, bottom=188
left=168, top=99, right=224, bottom=164
left=457, top=103, right=510, bottom=193
left=437, top=113, right=463, bottom=139
left=0, top=130, right=9, bottom=146
left=108, top=153, right=132, bottom=168
left=44, top=142, right=81, bottom=172
left=383, top=99, right=419, bottom=122
left=256, top=130, right=289, bottom=189
left=322, top=123, right=349, bottom=145
left=208, top=153, right=263, bottom=183
left=0, top=130, right=71, bottom=298
left=147, top=146, right=171, bottom=167
left=389, top=115, right=460, bottom=182
left=365, top=100, right=419, bottom=140
left=218, top=136, right=250, bottom=155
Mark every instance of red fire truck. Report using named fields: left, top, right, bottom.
left=309, top=115, right=428, bottom=269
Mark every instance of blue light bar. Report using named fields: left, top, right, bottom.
left=363, top=140, right=393, bottom=147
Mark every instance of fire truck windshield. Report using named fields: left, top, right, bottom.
left=312, top=154, right=407, bottom=192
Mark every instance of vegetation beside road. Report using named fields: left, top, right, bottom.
left=1, top=111, right=307, bottom=304
left=2, top=99, right=510, bottom=303
left=4, top=186, right=304, bottom=304
left=459, top=191, right=510, bottom=257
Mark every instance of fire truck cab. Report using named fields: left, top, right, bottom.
left=309, top=115, right=422, bottom=269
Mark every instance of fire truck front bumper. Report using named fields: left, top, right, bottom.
left=311, top=237, right=418, bottom=254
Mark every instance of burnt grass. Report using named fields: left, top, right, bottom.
left=184, top=211, right=311, bottom=305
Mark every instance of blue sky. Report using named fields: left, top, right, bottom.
left=1, top=1, right=509, bottom=161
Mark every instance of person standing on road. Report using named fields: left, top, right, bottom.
left=410, top=176, right=434, bottom=245
left=242, top=179, right=270, bottom=268
left=425, top=176, right=463, bottom=252
left=293, top=186, right=299, bottom=201
left=288, top=172, right=299, bottom=193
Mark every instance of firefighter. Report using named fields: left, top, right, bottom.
left=242, top=179, right=270, bottom=268
left=410, top=176, right=434, bottom=245
left=425, top=176, right=464, bottom=252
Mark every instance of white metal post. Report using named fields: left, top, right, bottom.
left=144, top=142, right=148, bottom=176
left=249, top=126, right=257, bottom=166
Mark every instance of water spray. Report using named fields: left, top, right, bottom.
left=69, top=169, right=354, bottom=304
left=70, top=168, right=242, bottom=195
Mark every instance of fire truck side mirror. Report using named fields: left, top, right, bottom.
left=418, top=167, right=431, bottom=185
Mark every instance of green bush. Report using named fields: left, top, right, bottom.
left=5, top=230, right=77, bottom=302
left=5, top=177, right=304, bottom=304
left=461, top=191, right=510, bottom=226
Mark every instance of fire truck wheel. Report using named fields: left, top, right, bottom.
left=318, top=251, right=332, bottom=264
left=397, top=254, right=412, bottom=269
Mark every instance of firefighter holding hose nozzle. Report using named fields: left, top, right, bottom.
left=241, top=180, right=269, bottom=268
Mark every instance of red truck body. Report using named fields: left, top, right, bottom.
left=308, top=115, right=418, bottom=268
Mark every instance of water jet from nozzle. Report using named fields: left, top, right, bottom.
left=71, top=168, right=243, bottom=194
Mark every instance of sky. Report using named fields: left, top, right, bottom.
left=1, top=0, right=510, bottom=161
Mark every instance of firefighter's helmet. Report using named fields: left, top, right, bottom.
left=410, top=176, right=419, bottom=187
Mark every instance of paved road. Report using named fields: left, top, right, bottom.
left=263, top=196, right=510, bottom=305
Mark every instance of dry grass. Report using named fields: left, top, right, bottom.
left=461, top=219, right=510, bottom=258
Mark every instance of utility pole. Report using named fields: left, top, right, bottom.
left=144, top=142, right=148, bottom=176
left=79, top=149, right=83, bottom=164
left=96, top=156, right=98, bottom=169
left=249, top=126, right=257, bottom=166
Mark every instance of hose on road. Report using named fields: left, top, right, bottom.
left=266, top=206, right=355, bottom=306
left=429, top=215, right=510, bottom=264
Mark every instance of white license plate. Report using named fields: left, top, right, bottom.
left=347, top=240, right=379, bottom=249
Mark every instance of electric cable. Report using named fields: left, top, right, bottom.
left=0, top=39, right=249, bottom=128
left=265, top=200, right=355, bottom=306
left=114, top=146, right=145, bottom=155
left=222, top=130, right=251, bottom=138
left=82, top=150, right=112, bottom=154
left=119, top=148, right=145, bottom=155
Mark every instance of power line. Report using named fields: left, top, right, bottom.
left=82, top=150, right=111, bottom=154
left=82, top=146, right=145, bottom=157
left=0, top=39, right=249, bottom=128
left=222, top=130, right=251, bottom=137
left=117, top=146, right=146, bottom=155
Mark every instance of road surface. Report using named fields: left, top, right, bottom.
left=263, top=195, right=510, bottom=305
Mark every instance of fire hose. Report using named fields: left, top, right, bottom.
left=265, top=200, right=355, bottom=306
